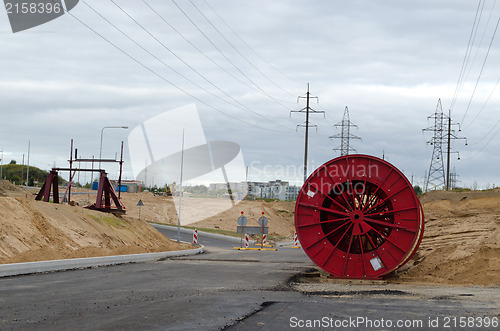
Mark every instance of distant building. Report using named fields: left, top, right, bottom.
left=177, top=180, right=300, bottom=201
left=209, top=182, right=246, bottom=193
left=285, top=185, right=301, bottom=201
left=110, top=180, right=142, bottom=193
left=247, top=180, right=300, bottom=201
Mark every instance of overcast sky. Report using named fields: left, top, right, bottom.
left=1, top=0, right=499, bottom=189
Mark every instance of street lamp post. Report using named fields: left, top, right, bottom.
left=99, top=126, right=128, bottom=169
left=0, top=148, right=3, bottom=180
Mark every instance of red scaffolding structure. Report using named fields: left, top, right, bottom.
left=35, top=140, right=126, bottom=214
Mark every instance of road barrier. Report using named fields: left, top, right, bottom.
left=292, top=232, right=301, bottom=249
left=193, top=229, right=198, bottom=244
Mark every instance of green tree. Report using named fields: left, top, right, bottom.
left=413, top=185, right=423, bottom=196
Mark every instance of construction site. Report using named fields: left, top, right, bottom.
left=1, top=1, right=499, bottom=329
left=0, top=173, right=498, bottom=286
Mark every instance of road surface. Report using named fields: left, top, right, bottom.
left=0, top=227, right=498, bottom=330
left=152, top=224, right=237, bottom=249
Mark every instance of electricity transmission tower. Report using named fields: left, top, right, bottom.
left=423, top=99, right=466, bottom=192
left=449, top=167, right=460, bottom=189
left=423, top=99, right=446, bottom=191
left=330, top=106, right=361, bottom=156
left=291, top=84, right=324, bottom=182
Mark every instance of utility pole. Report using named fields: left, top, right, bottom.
left=445, top=109, right=467, bottom=190
left=291, top=84, right=324, bottom=183
left=26, top=140, right=30, bottom=189
left=446, top=114, right=452, bottom=191
left=330, top=106, right=361, bottom=156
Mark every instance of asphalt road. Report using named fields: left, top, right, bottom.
left=152, top=224, right=238, bottom=249
left=0, top=228, right=498, bottom=330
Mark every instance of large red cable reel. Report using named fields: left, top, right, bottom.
left=294, top=154, right=424, bottom=279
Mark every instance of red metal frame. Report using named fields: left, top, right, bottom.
left=35, top=139, right=126, bottom=214
left=36, top=170, right=125, bottom=214
left=90, top=171, right=125, bottom=213
left=294, top=154, right=424, bottom=279
left=35, top=170, right=60, bottom=203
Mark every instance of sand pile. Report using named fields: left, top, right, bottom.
left=396, top=189, right=500, bottom=286
left=0, top=181, right=188, bottom=264
left=0, top=180, right=27, bottom=198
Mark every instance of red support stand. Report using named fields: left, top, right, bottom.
left=35, top=170, right=60, bottom=203
left=89, top=171, right=125, bottom=214
left=36, top=170, right=125, bottom=215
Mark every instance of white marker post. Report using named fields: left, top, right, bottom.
left=177, top=129, right=185, bottom=243
left=237, top=211, right=247, bottom=248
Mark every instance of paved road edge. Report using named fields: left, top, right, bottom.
left=0, top=246, right=204, bottom=278
left=151, top=223, right=257, bottom=244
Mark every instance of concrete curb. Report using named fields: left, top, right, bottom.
left=151, top=223, right=257, bottom=244
left=0, top=246, right=204, bottom=278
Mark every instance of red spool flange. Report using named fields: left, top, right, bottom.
left=294, top=154, right=424, bottom=278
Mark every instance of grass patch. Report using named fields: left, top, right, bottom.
left=452, top=188, right=472, bottom=192
left=185, top=226, right=241, bottom=237
left=244, top=197, right=280, bottom=202
left=89, top=214, right=126, bottom=228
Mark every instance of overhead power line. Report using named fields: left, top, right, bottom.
left=199, top=0, right=304, bottom=87
left=108, top=0, right=294, bottom=132
left=463, top=118, right=500, bottom=160
left=460, top=15, right=500, bottom=125
left=188, top=0, right=295, bottom=98
left=465, top=77, right=500, bottom=129
left=463, top=0, right=496, bottom=87
left=141, top=0, right=292, bottom=106
left=170, top=0, right=293, bottom=112
left=65, top=2, right=291, bottom=132
left=450, top=0, right=484, bottom=112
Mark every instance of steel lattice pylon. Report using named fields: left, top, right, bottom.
left=423, top=99, right=446, bottom=191
left=330, top=106, right=361, bottom=156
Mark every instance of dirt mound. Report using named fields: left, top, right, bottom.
left=0, top=181, right=188, bottom=264
left=99, top=191, right=179, bottom=225
left=0, top=180, right=28, bottom=197
left=395, top=189, right=500, bottom=286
